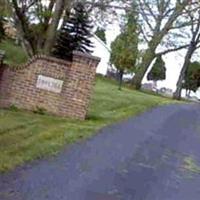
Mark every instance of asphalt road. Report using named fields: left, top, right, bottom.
left=1, top=104, right=200, bottom=200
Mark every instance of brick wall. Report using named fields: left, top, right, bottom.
left=0, top=52, right=100, bottom=120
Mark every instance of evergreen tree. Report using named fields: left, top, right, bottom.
left=183, top=62, right=200, bottom=96
left=52, top=29, right=74, bottom=60
left=95, top=27, right=106, bottom=44
left=147, top=56, right=166, bottom=86
left=53, top=2, right=93, bottom=60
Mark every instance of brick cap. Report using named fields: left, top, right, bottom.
left=6, top=54, right=71, bottom=71
left=5, top=52, right=100, bottom=71
left=73, top=51, right=101, bottom=62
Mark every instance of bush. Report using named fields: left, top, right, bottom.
left=9, top=105, right=19, bottom=112
left=33, top=107, right=46, bottom=115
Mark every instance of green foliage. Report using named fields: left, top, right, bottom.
left=0, top=77, right=176, bottom=172
left=0, top=0, right=10, bottom=17
left=29, top=23, right=46, bottom=51
left=0, top=1, right=7, bottom=41
left=33, top=107, right=47, bottom=115
left=0, top=17, right=4, bottom=41
left=110, top=8, right=138, bottom=73
left=183, top=62, right=200, bottom=93
left=36, top=8, right=52, bottom=20
left=147, top=55, right=166, bottom=81
left=53, top=2, right=93, bottom=60
left=0, top=39, right=28, bottom=65
left=182, top=156, right=200, bottom=175
left=9, top=105, right=19, bottom=112
left=95, top=27, right=107, bottom=44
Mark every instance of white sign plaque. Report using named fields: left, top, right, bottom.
left=36, top=75, right=63, bottom=93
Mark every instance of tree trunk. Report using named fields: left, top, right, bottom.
left=14, top=17, right=34, bottom=57
left=188, top=90, right=191, bottom=97
left=186, top=89, right=191, bottom=98
left=118, top=70, right=124, bottom=90
left=131, top=1, right=187, bottom=90
left=153, top=80, right=157, bottom=88
left=35, top=1, right=56, bottom=51
left=132, top=49, right=156, bottom=89
left=186, top=89, right=188, bottom=97
left=173, top=42, right=196, bottom=100
left=43, top=0, right=66, bottom=55
left=60, top=0, right=71, bottom=29
left=11, top=0, right=35, bottom=57
left=174, top=9, right=200, bottom=100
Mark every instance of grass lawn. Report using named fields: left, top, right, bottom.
left=0, top=77, right=179, bottom=172
left=0, top=39, right=28, bottom=65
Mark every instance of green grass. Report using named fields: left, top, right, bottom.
left=0, top=77, right=179, bottom=172
left=0, top=39, right=28, bottom=65
left=182, top=156, right=200, bottom=175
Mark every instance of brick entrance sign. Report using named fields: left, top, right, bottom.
left=0, top=52, right=100, bottom=120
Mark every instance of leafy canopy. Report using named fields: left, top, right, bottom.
left=110, top=7, right=138, bottom=72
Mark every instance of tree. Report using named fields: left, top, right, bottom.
left=95, top=27, right=106, bottom=43
left=110, top=7, right=138, bottom=90
left=183, top=62, right=200, bottom=97
left=174, top=2, right=200, bottom=100
left=10, top=0, right=37, bottom=56
left=0, top=17, right=5, bottom=41
left=6, top=0, right=133, bottom=57
left=53, top=2, right=94, bottom=60
left=0, top=0, right=11, bottom=41
left=147, top=55, right=166, bottom=87
left=7, top=0, right=71, bottom=56
left=0, top=0, right=10, bottom=17
left=7, top=0, right=129, bottom=56
left=132, top=0, right=192, bottom=90
left=52, top=28, right=73, bottom=60
left=44, top=0, right=70, bottom=54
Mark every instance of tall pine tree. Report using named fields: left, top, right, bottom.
left=53, top=2, right=93, bottom=60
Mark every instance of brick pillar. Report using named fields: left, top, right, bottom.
left=61, top=51, right=100, bottom=120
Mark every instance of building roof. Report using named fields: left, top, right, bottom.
left=92, top=34, right=111, bottom=53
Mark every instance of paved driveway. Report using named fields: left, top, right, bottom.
left=1, top=104, right=200, bottom=200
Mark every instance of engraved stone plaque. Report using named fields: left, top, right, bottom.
left=36, top=75, right=63, bottom=93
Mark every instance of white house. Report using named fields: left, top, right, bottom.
left=91, top=34, right=112, bottom=75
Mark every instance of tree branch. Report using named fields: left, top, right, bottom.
left=156, top=44, right=189, bottom=56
